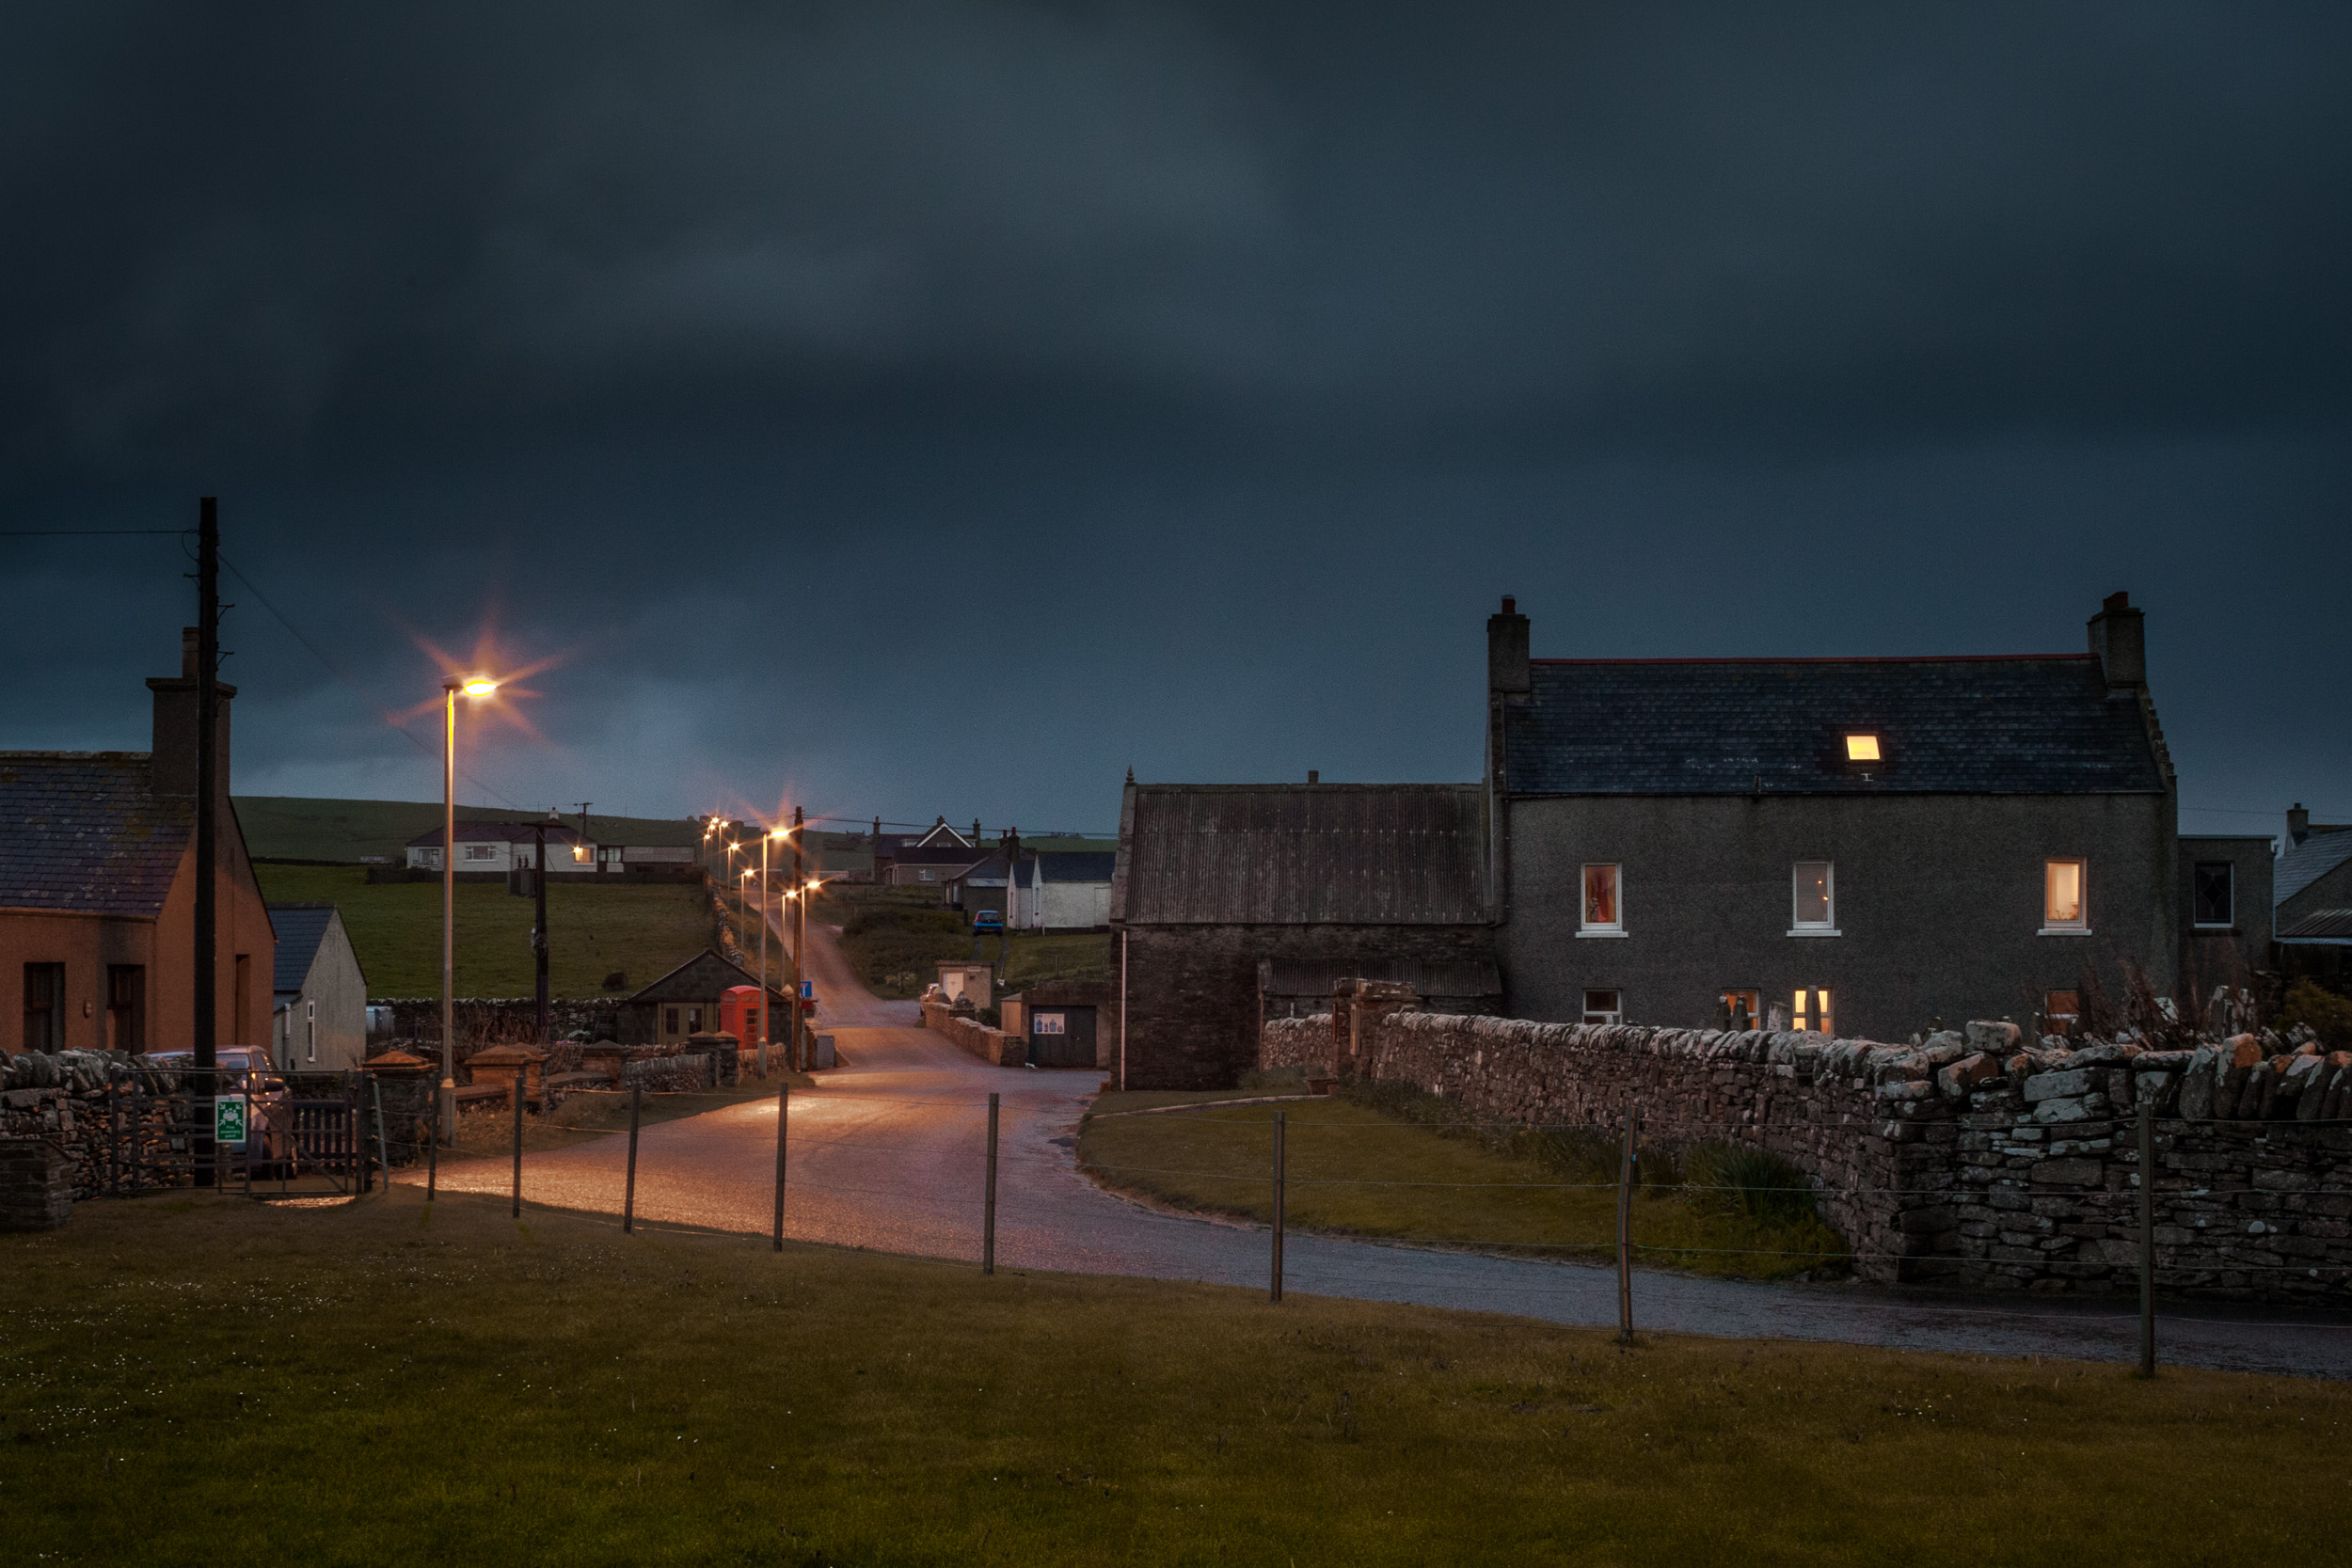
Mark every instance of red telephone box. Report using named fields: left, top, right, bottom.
left=720, top=985, right=766, bottom=1046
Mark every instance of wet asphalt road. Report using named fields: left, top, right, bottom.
left=419, top=921, right=2352, bottom=1379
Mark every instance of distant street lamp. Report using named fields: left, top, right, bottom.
left=439, top=674, right=499, bottom=1143
left=757, top=827, right=789, bottom=1078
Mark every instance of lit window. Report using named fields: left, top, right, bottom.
left=1845, top=734, right=1880, bottom=762
left=1720, top=989, right=1761, bottom=1029
left=1582, top=989, right=1622, bottom=1025
left=2044, top=990, right=2080, bottom=1036
left=2042, top=859, right=2088, bottom=932
left=2193, top=862, right=2233, bottom=927
left=1792, top=987, right=1834, bottom=1037
left=1791, top=861, right=1836, bottom=932
left=1580, top=864, right=1623, bottom=934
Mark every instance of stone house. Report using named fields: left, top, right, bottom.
left=1109, top=780, right=1496, bottom=1089
left=1485, top=591, right=2256, bottom=1040
left=1, top=629, right=276, bottom=1056
left=266, top=902, right=368, bottom=1071
left=624, top=949, right=788, bottom=1046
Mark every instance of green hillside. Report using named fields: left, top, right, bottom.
left=252, top=864, right=715, bottom=998
left=235, top=796, right=702, bottom=863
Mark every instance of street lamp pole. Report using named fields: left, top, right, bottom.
left=757, top=832, right=770, bottom=1079
left=438, top=674, right=498, bottom=1144
left=792, top=804, right=806, bottom=1070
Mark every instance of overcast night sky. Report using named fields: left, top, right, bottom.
left=1, top=4, right=2345, bottom=839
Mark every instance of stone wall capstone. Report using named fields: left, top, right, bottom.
left=1262, top=1010, right=2352, bottom=1304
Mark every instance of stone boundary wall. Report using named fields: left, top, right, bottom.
left=1261, top=1012, right=2352, bottom=1305
left=920, top=1000, right=1026, bottom=1069
left=373, top=998, right=629, bottom=1051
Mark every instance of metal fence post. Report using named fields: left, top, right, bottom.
left=771, top=1082, right=788, bottom=1252
left=373, top=1077, right=390, bottom=1196
left=625, top=1083, right=643, bottom=1235
left=1617, top=1105, right=1639, bottom=1343
left=107, top=1080, right=119, bottom=1197
left=241, top=1074, right=254, bottom=1198
left=2139, top=1100, right=2156, bottom=1377
left=510, top=1067, right=525, bottom=1218
left=426, top=1086, right=439, bottom=1201
left=983, top=1092, right=999, bottom=1275
left=1271, top=1109, right=1286, bottom=1304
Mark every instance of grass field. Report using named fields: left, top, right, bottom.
left=1080, top=1093, right=1849, bottom=1280
left=253, top=864, right=714, bottom=998
left=820, top=886, right=1114, bottom=998
left=4, top=1192, right=2340, bottom=1565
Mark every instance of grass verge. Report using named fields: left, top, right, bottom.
left=251, top=864, right=713, bottom=999
left=4, top=1192, right=2340, bottom=1565
left=819, top=886, right=1114, bottom=998
left=1079, top=1095, right=1849, bottom=1279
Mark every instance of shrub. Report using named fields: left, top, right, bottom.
left=1684, top=1144, right=1818, bottom=1226
left=2280, top=979, right=2352, bottom=1050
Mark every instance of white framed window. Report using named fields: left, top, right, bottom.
left=1578, top=863, right=1625, bottom=936
left=1582, top=989, right=1622, bottom=1025
left=2042, top=858, right=2089, bottom=934
left=304, top=999, right=317, bottom=1063
left=1789, top=861, right=1838, bottom=935
left=1792, top=987, right=1834, bottom=1037
left=463, top=843, right=498, bottom=862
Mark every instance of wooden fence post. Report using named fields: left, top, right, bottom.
left=624, top=1084, right=643, bottom=1235
left=983, top=1092, right=999, bottom=1275
left=1271, top=1109, right=1286, bottom=1304
left=510, top=1068, right=525, bottom=1218
left=1617, top=1105, right=1639, bottom=1343
left=772, top=1082, right=789, bottom=1252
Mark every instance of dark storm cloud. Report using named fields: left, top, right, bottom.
left=1, top=3, right=2346, bottom=832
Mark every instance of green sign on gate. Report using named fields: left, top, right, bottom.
left=215, top=1096, right=248, bottom=1146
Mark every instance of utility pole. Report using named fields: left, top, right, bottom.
left=791, top=805, right=806, bottom=1071
left=193, top=497, right=220, bottom=1184
left=532, top=814, right=552, bottom=1042
left=573, top=803, right=594, bottom=873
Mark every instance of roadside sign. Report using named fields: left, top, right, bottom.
left=800, top=980, right=814, bottom=1000
left=215, top=1096, right=248, bottom=1146
left=1033, top=1012, right=1065, bottom=1036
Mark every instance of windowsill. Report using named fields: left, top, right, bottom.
left=2037, top=927, right=2093, bottom=937
left=2190, top=925, right=2239, bottom=934
left=1787, top=927, right=1842, bottom=938
left=1575, top=928, right=1629, bottom=939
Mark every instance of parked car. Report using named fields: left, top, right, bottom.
left=972, top=909, right=1004, bottom=933
left=144, top=1046, right=296, bottom=1169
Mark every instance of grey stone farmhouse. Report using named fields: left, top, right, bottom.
left=1111, top=591, right=2261, bottom=1086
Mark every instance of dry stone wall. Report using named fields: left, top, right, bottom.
left=920, top=999, right=1026, bottom=1068
left=1262, top=1012, right=2352, bottom=1304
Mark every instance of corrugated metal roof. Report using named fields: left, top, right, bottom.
left=1119, top=784, right=1486, bottom=926
left=2276, top=829, right=2352, bottom=907
left=266, top=903, right=336, bottom=993
left=1505, top=657, right=2168, bottom=796
left=2277, top=908, right=2352, bottom=943
left=0, top=752, right=191, bottom=916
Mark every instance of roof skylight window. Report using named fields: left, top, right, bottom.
left=1844, top=734, right=1881, bottom=762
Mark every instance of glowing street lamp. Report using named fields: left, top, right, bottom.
left=439, top=674, right=498, bottom=1144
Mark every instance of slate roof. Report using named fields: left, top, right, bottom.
left=2276, top=829, right=2352, bottom=907
left=1504, top=656, right=2169, bottom=796
left=1117, top=784, right=1486, bottom=926
left=0, top=752, right=192, bottom=916
left=267, top=902, right=337, bottom=994
left=625, top=948, right=785, bottom=1004
left=955, top=850, right=1120, bottom=890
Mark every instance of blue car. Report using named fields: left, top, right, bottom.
left=972, top=909, right=1004, bottom=933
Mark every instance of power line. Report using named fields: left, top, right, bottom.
left=0, top=528, right=188, bottom=536
left=218, top=549, right=523, bottom=810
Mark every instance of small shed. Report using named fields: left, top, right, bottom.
left=469, top=1043, right=548, bottom=1106
left=267, top=902, right=369, bottom=1071
left=624, top=949, right=788, bottom=1046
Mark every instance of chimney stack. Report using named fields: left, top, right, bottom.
left=1487, top=594, right=1530, bottom=697
left=147, top=626, right=234, bottom=798
left=1307, top=769, right=1319, bottom=784
left=2289, top=803, right=2310, bottom=845
left=2087, top=591, right=2146, bottom=691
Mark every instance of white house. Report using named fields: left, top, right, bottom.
left=267, top=902, right=368, bottom=1070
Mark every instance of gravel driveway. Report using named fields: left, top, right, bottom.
left=417, top=921, right=2352, bottom=1378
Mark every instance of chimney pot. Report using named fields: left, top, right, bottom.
left=2087, top=592, right=2146, bottom=691
left=1501, top=594, right=1515, bottom=614
left=1307, top=769, right=1319, bottom=784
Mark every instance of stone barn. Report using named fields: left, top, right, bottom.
left=1109, top=779, right=1497, bottom=1090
